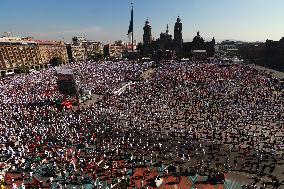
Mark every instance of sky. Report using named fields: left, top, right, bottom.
left=0, top=0, right=284, bottom=43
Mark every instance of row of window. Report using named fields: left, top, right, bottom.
left=0, top=46, right=38, bottom=51
left=1, top=50, right=36, bottom=57
left=0, top=62, right=36, bottom=69
left=3, top=58, right=35, bottom=63
left=0, top=54, right=37, bottom=60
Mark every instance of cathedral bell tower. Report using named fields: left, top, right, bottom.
left=142, top=18, right=152, bottom=56
left=143, top=18, right=152, bottom=45
left=174, top=16, right=183, bottom=50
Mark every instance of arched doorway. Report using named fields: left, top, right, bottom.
left=1, top=71, right=6, bottom=77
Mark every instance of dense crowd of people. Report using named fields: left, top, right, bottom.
left=1, top=60, right=284, bottom=188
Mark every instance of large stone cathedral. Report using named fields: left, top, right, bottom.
left=140, top=17, right=215, bottom=60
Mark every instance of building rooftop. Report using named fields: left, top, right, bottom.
left=0, top=37, right=37, bottom=44
left=35, top=40, right=63, bottom=45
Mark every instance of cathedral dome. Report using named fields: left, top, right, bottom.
left=193, top=31, right=203, bottom=41
left=192, top=31, right=205, bottom=50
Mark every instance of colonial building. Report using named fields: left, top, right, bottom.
left=84, top=41, right=103, bottom=58
left=191, top=32, right=216, bottom=61
left=0, top=37, right=42, bottom=74
left=191, top=31, right=207, bottom=61
left=72, top=36, right=103, bottom=59
left=0, top=36, right=69, bottom=75
left=140, top=16, right=216, bottom=60
left=216, top=40, right=238, bottom=51
left=192, top=31, right=205, bottom=50
left=36, top=40, right=68, bottom=64
left=66, top=44, right=86, bottom=62
left=238, top=38, right=283, bottom=69
left=104, top=41, right=127, bottom=58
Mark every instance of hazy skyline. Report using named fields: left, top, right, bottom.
left=1, top=0, right=284, bottom=43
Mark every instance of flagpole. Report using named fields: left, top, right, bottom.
left=131, top=3, right=134, bottom=52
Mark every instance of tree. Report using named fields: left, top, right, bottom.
left=89, top=53, right=104, bottom=61
left=50, top=57, right=63, bottom=67
left=97, top=53, right=104, bottom=60
left=15, top=65, right=30, bottom=74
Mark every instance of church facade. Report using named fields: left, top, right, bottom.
left=140, top=17, right=215, bottom=60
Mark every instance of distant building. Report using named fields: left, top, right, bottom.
left=104, top=41, right=126, bottom=58
left=104, top=40, right=136, bottom=58
left=72, top=36, right=103, bottom=60
left=84, top=41, right=104, bottom=59
left=0, top=37, right=42, bottom=73
left=36, top=40, right=68, bottom=64
left=192, top=31, right=205, bottom=50
left=191, top=32, right=207, bottom=61
left=139, top=17, right=215, bottom=60
left=238, top=39, right=284, bottom=67
left=66, top=44, right=86, bottom=62
left=206, top=37, right=216, bottom=57
left=216, top=40, right=238, bottom=51
left=0, top=35, right=70, bottom=75
left=72, top=36, right=87, bottom=46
